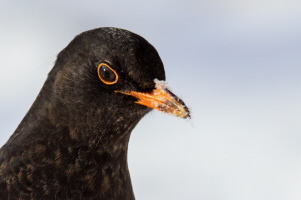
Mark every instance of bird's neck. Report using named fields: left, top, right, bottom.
left=8, top=83, right=145, bottom=199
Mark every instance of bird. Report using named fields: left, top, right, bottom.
left=0, top=27, right=190, bottom=200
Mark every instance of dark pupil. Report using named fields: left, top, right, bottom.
left=101, top=65, right=115, bottom=81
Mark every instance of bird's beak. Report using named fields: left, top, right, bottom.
left=116, top=80, right=190, bottom=119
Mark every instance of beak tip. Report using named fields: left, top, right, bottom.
left=182, top=111, right=191, bottom=119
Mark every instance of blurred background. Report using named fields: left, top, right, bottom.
left=1, top=0, right=301, bottom=199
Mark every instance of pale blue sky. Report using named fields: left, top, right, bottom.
left=1, top=1, right=301, bottom=199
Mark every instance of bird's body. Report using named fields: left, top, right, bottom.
left=0, top=27, right=189, bottom=200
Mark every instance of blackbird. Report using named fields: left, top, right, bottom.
left=0, top=27, right=190, bottom=200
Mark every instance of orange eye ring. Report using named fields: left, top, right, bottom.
left=97, top=63, right=119, bottom=85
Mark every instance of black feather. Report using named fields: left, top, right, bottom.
left=0, top=27, right=167, bottom=200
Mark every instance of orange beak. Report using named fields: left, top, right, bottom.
left=116, top=80, right=190, bottom=119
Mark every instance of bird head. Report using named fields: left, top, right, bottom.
left=48, top=28, right=190, bottom=125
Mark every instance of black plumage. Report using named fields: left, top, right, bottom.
left=0, top=27, right=189, bottom=200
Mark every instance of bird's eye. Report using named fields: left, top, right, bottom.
left=97, top=63, right=119, bottom=85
